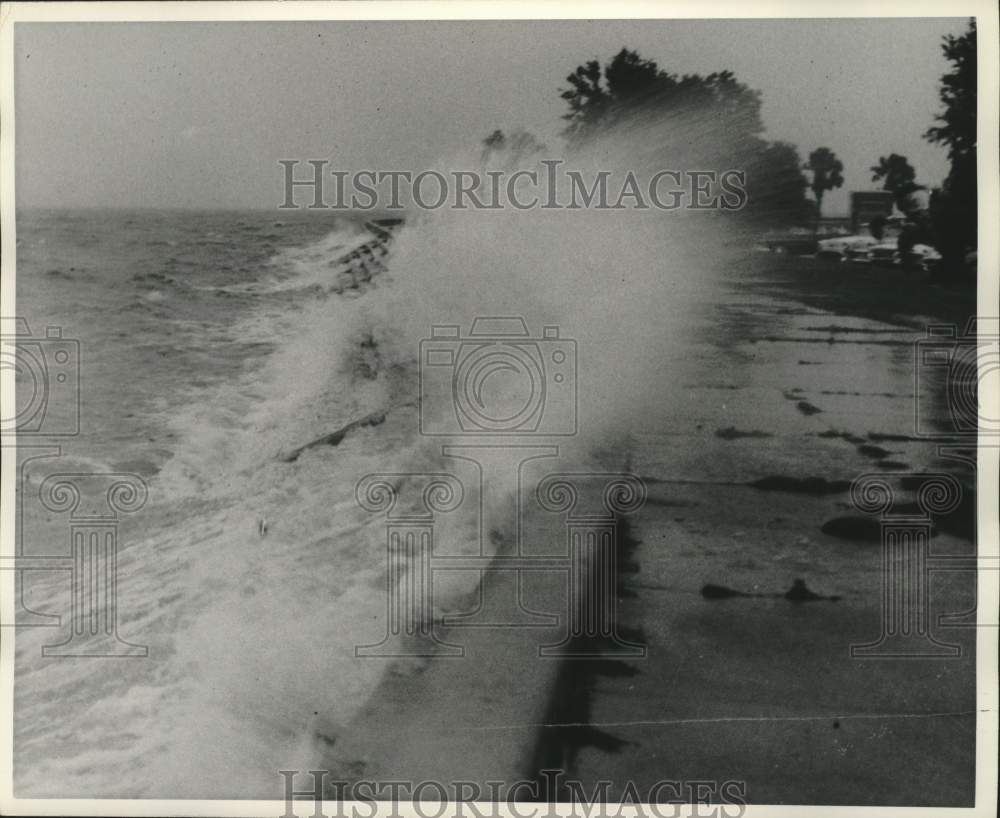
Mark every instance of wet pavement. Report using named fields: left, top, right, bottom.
left=321, top=255, right=981, bottom=807
left=563, top=259, right=979, bottom=806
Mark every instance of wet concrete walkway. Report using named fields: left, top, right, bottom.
left=563, top=261, right=979, bottom=806
left=325, top=256, right=980, bottom=807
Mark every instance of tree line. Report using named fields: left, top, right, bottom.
left=485, top=19, right=976, bottom=282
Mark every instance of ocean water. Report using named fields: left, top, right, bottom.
left=11, top=209, right=451, bottom=798
left=15, top=209, right=371, bottom=476
left=12, top=203, right=963, bottom=800
left=14, top=203, right=713, bottom=799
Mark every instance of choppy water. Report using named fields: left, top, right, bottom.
left=10, top=208, right=974, bottom=801
left=11, top=209, right=474, bottom=798
left=14, top=210, right=373, bottom=477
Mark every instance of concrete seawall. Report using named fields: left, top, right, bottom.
left=326, top=515, right=641, bottom=797
left=327, top=568, right=566, bottom=790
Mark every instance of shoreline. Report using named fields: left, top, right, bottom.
left=321, top=251, right=977, bottom=805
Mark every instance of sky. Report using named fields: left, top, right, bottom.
left=14, top=17, right=971, bottom=215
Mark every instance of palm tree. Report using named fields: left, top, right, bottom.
left=804, top=147, right=844, bottom=234
left=870, top=153, right=924, bottom=211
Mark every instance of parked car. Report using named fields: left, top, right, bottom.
left=901, top=243, right=943, bottom=271
left=817, top=233, right=880, bottom=261
left=760, top=229, right=818, bottom=256
left=869, top=241, right=900, bottom=267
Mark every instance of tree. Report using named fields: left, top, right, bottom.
left=925, top=20, right=976, bottom=167
left=803, top=147, right=844, bottom=224
left=481, top=129, right=547, bottom=163
left=558, top=48, right=810, bottom=225
left=560, top=49, right=766, bottom=146
left=560, top=59, right=609, bottom=141
left=869, top=214, right=888, bottom=241
left=744, top=141, right=813, bottom=225
left=482, top=129, right=506, bottom=153
left=870, top=153, right=924, bottom=211
left=924, top=19, right=976, bottom=280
